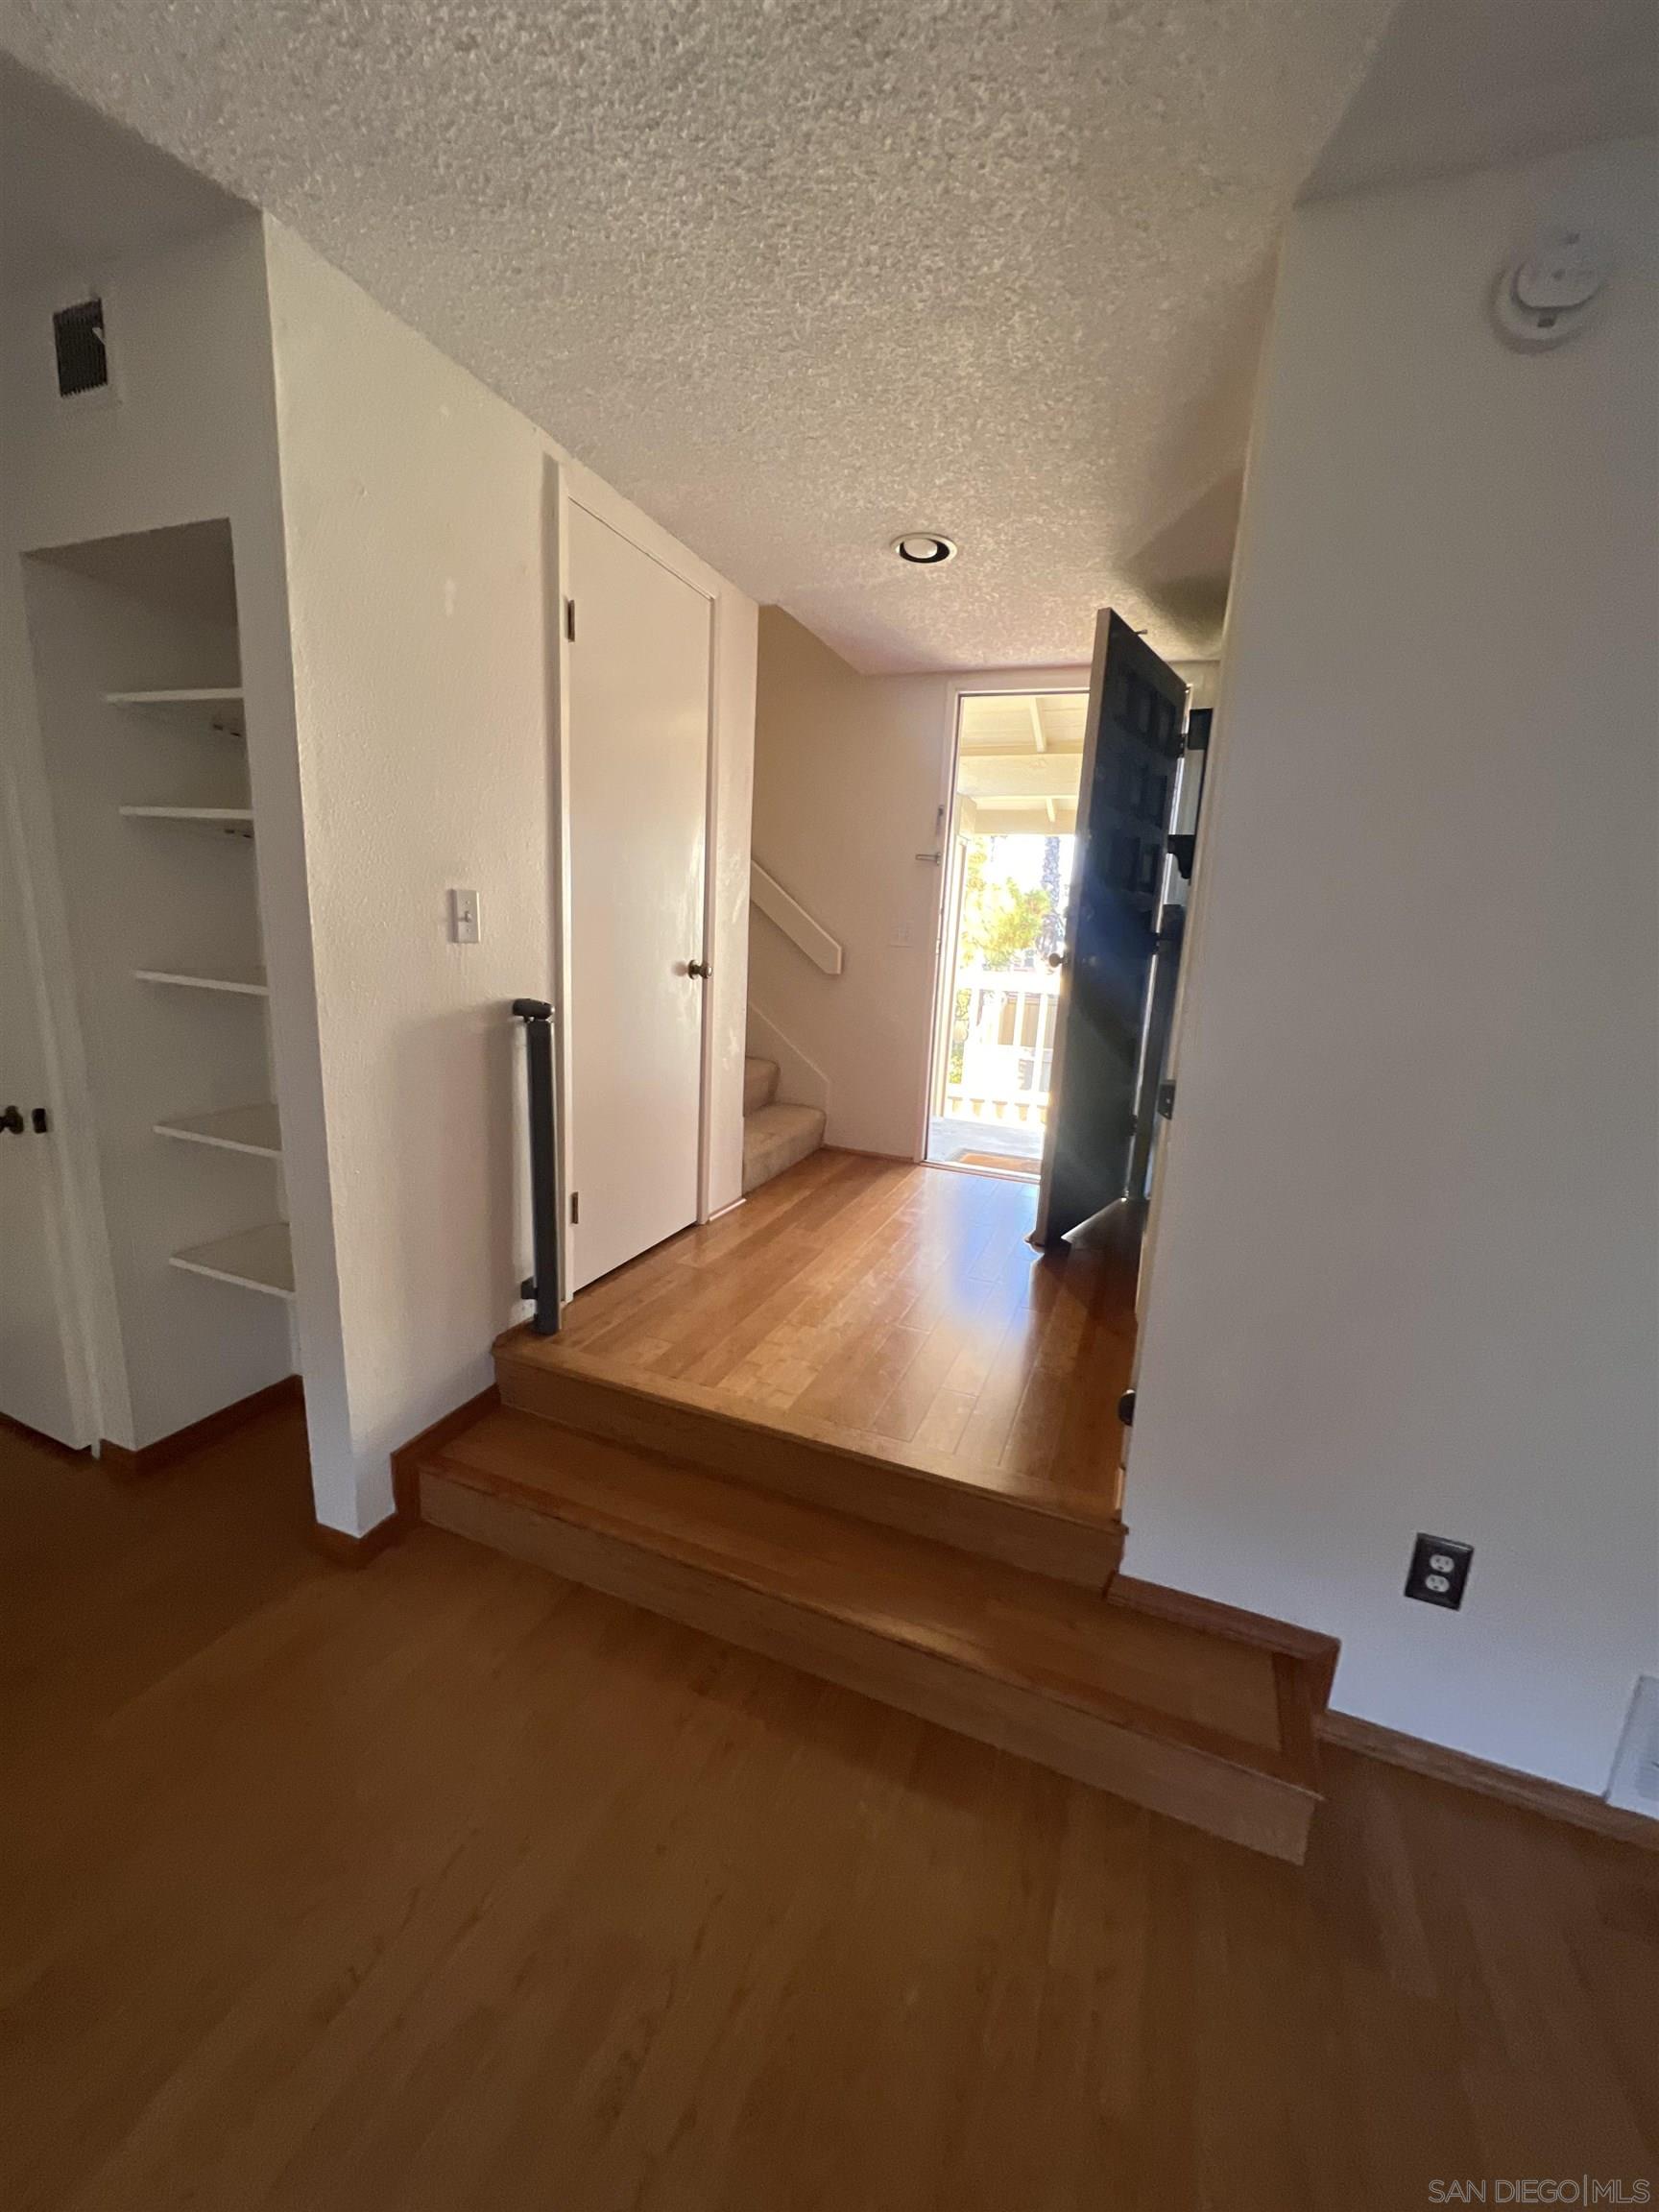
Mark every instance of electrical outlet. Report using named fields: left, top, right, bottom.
left=1405, top=1532, right=1472, bottom=1610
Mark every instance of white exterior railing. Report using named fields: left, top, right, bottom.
left=942, top=966, right=1060, bottom=1125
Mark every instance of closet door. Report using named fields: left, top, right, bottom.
left=0, top=818, right=84, bottom=1446
left=565, top=502, right=711, bottom=1291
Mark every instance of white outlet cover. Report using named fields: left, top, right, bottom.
left=1605, top=1673, right=1659, bottom=1816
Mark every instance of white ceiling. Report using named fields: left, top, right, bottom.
left=0, top=0, right=1399, bottom=674
left=2, top=1, right=1651, bottom=675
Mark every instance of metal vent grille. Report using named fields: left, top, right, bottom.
left=53, top=298, right=108, bottom=397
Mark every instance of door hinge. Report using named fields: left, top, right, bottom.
left=565, top=596, right=576, bottom=643
left=31, top=1106, right=50, bottom=1134
left=569, top=1190, right=580, bottom=1225
left=1155, top=1081, right=1177, bottom=1120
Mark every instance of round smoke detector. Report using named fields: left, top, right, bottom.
left=893, top=532, right=957, bottom=565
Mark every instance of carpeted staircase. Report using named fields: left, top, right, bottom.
left=742, top=1055, right=826, bottom=1193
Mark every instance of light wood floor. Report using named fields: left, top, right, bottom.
left=541, top=1150, right=1136, bottom=1519
left=4, top=1409, right=1655, bottom=2211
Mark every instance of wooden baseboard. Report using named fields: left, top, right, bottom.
left=308, top=1512, right=407, bottom=1569
left=100, top=1374, right=303, bottom=1481
left=312, top=1382, right=501, bottom=1570
left=1320, top=1710, right=1659, bottom=1850
left=1112, top=1575, right=1341, bottom=1710
left=389, top=1383, right=499, bottom=1521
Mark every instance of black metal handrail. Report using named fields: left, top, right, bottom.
left=512, top=998, right=561, bottom=1335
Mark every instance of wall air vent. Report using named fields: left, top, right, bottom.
left=53, top=297, right=109, bottom=398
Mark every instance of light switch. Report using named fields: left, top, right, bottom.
left=447, top=887, right=481, bottom=945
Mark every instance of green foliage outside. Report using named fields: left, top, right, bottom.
left=947, top=837, right=1064, bottom=1086
left=958, top=840, right=1051, bottom=972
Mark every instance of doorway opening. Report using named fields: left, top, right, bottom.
left=926, top=691, right=1088, bottom=1178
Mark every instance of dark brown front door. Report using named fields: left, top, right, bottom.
left=1034, top=611, right=1188, bottom=1246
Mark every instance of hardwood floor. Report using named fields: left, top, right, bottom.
left=524, top=1149, right=1136, bottom=1522
left=4, top=1410, right=1655, bottom=2211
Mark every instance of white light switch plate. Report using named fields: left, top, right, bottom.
left=447, top=887, right=481, bottom=945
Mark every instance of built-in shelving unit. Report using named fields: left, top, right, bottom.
left=169, top=1222, right=295, bottom=1300
left=30, top=516, right=298, bottom=1457
left=133, top=965, right=270, bottom=996
left=154, top=1103, right=281, bottom=1159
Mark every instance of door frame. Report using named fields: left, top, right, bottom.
left=550, top=460, right=755, bottom=1304
left=913, top=667, right=1092, bottom=1168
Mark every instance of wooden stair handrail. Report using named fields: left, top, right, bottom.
left=751, top=861, right=843, bottom=976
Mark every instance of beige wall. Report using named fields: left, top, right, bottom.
left=749, top=611, right=950, bottom=1156
left=749, top=608, right=1212, bottom=1158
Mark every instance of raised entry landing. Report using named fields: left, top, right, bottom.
left=414, top=1153, right=1335, bottom=1859
left=524, top=1152, right=1132, bottom=1528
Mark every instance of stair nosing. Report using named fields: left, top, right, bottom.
left=421, top=1417, right=1320, bottom=1795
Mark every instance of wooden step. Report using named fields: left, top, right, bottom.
left=494, top=1333, right=1124, bottom=1590
left=416, top=1407, right=1330, bottom=1861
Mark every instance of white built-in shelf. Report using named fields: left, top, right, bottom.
left=169, top=1221, right=294, bottom=1300
left=134, top=965, right=269, bottom=997
left=119, top=805, right=254, bottom=832
left=104, top=687, right=246, bottom=737
left=155, top=1103, right=281, bottom=1159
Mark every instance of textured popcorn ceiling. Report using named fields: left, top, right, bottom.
left=0, top=0, right=1398, bottom=672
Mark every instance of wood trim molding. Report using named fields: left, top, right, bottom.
left=388, top=1383, right=500, bottom=1522
left=311, top=1383, right=500, bottom=1570
left=1320, top=1710, right=1659, bottom=1851
left=1111, top=1575, right=1342, bottom=1709
left=308, top=1513, right=407, bottom=1570
left=99, top=1374, right=302, bottom=1481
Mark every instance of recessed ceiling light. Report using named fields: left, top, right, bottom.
left=893, top=533, right=957, bottom=565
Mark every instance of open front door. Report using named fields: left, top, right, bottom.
left=1034, top=611, right=1187, bottom=1246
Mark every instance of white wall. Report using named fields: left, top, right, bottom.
left=748, top=610, right=954, bottom=1156
left=4, top=207, right=757, bottom=1533
left=0, top=214, right=349, bottom=1469
left=1128, top=138, right=1659, bottom=1792
left=263, top=223, right=554, bottom=1530
left=265, top=226, right=757, bottom=1534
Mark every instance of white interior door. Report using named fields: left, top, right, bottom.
left=566, top=503, right=711, bottom=1292
left=0, top=815, right=86, bottom=1446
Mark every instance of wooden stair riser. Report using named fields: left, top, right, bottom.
left=422, top=1467, right=1318, bottom=1863
left=495, top=1350, right=1123, bottom=1591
